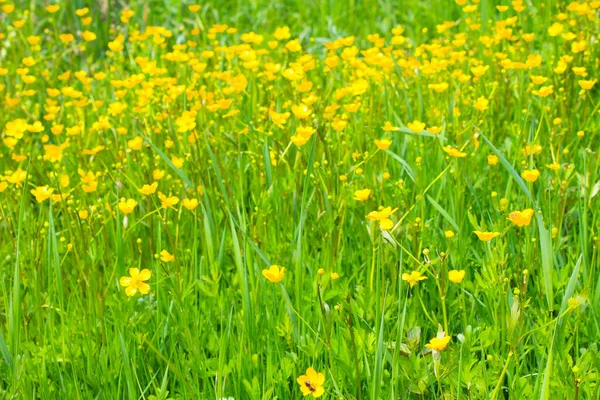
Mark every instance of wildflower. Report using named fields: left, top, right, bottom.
left=158, top=192, right=179, bottom=209
left=407, top=120, right=426, bottom=133
left=182, top=198, right=199, bottom=210
left=354, top=189, right=372, bottom=201
left=366, top=206, right=398, bottom=230
left=317, top=268, right=325, bottom=275
left=521, top=169, right=540, bottom=182
left=578, top=80, right=596, bottom=90
left=82, top=31, right=97, bottom=42
left=118, top=199, right=138, bottom=214
left=119, top=268, right=151, bottom=296
left=546, top=163, right=560, bottom=171
left=31, top=186, right=54, bottom=203
left=442, top=146, right=467, bottom=158
left=532, top=85, right=553, bottom=97
left=448, top=270, right=466, bottom=283
left=473, top=231, right=500, bottom=241
left=488, top=155, right=499, bottom=165
left=262, top=265, right=285, bottom=283
left=383, top=121, right=400, bottom=132
left=402, top=270, right=427, bottom=288
left=508, top=208, right=534, bottom=227
left=444, top=230, right=455, bottom=238
left=425, top=335, right=451, bottom=351
left=473, top=96, right=489, bottom=111
left=128, top=136, right=143, bottom=150
left=374, top=138, right=392, bottom=150
left=548, top=22, right=564, bottom=36
left=331, top=272, right=340, bottom=280
left=471, top=65, right=489, bottom=77
left=296, top=368, right=325, bottom=398
left=428, top=126, right=442, bottom=134
left=160, top=250, right=175, bottom=262
left=292, top=104, right=311, bottom=119
left=139, top=182, right=158, bottom=195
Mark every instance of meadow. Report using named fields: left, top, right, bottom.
left=0, top=0, right=599, bottom=398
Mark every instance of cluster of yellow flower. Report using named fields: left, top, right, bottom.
left=0, top=0, right=598, bottom=396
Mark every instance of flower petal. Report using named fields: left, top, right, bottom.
left=138, top=269, right=152, bottom=281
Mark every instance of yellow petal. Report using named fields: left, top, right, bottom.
left=138, top=269, right=152, bottom=281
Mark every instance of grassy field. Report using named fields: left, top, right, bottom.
left=0, top=0, right=599, bottom=398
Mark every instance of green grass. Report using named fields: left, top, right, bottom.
left=0, top=0, right=599, bottom=398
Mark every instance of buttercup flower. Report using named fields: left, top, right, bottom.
left=262, top=265, right=285, bottom=283
left=31, top=186, right=54, bottom=203
left=160, top=250, right=175, bottom=262
left=353, top=188, right=372, bottom=201
left=425, top=334, right=451, bottom=351
left=118, top=199, right=138, bottom=214
left=448, top=270, right=466, bottom=283
left=473, top=231, right=500, bottom=241
left=521, top=169, right=540, bottom=182
left=508, top=208, right=534, bottom=227
left=402, top=270, right=427, bottom=288
left=119, top=268, right=151, bottom=296
left=296, top=367, right=325, bottom=397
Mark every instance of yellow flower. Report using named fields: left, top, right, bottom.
left=119, top=268, right=151, bottom=296
left=508, top=208, right=534, bottom=227
left=128, top=136, right=143, bottom=150
left=45, top=4, right=60, bottom=13
left=521, top=169, right=540, bottom=182
left=182, top=198, right=199, bottom=210
left=292, top=104, right=311, bottom=119
left=578, top=79, right=597, bottom=90
left=425, top=335, right=451, bottom=351
left=296, top=367, right=325, bottom=398
left=138, top=182, right=158, bottom=195
left=473, top=96, right=489, bottom=111
left=530, top=75, right=548, bottom=84
left=448, top=270, right=465, bottom=283
left=548, top=22, right=564, bottom=37
left=331, top=119, right=347, bottom=131
left=118, top=199, right=137, bottom=214
left=532, top=85, right=553, bottom=97
left=366, top=206, right=398, bottom=230
left=82, top=31, right=97, bottom=42
left=470, top=65, right=489, bottom=77
left=383, top=121, right=400, bottom=132
left=83, top=145, right=105, bottom=155
left=546, top=163, right=560, bottom=171
left=353, top=188, right=372, bottom=201
left=407, top=120, right=426, bottom=133
left=473, top=231, right=500, bottom=241
left=171, top=157, right=184, bottom=169
left=442, top=146, right=467, bottom=158
left=262, top=265, right=285, bottom=283
left=488, top=155, right=499, bottom=165
left=331, top=272, right=340, bottom=280
left=444, top=230, right=455, bottom=238
left=158, top=192, right=179, bottom=209
left=160, top=250, right=175, bottom=262
left=374, top=138, right=392, bottom=150
left=402, top=270, right=427, bottom=288
left=428, top=126, right=442, bottom=134
left=31, top=186, right=54, bottom=203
